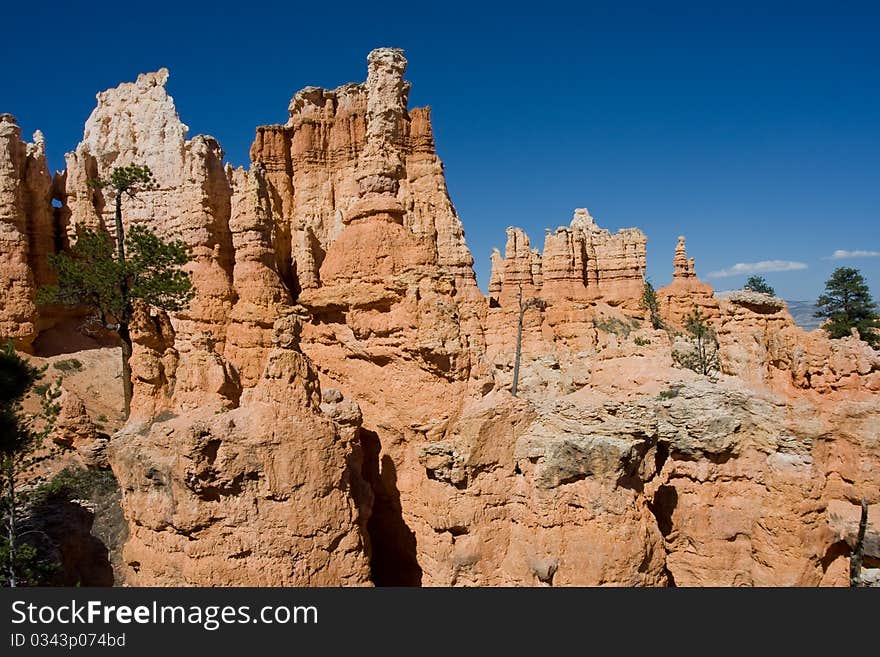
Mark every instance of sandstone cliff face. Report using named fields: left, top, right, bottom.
left=63, top=69, right=240, bottom=418
left=405, top=391, right=669, bottom=585
left=44, top=49, right=491, bottom=585
left=639, top=381, right=880, bottom=586
left=254, top=48, right=486, bottom=388
left=407, top=378, right=880, bottom=587
left=2, top=49, right=879, bottom=587
left=56, top=69, right=390, bottom=584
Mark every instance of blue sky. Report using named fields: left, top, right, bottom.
left=4, top=1, right=878, bottom=301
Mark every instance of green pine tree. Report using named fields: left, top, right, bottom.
left=0, top=343, right=62, bottom=587
left=673, top=307, right=721, bottom=377
left=814, top=267, right=879, bottom=348
left=38, top=165, right=193, bottom=417
left=744, top=275, right=775, bottom=296
left=641, top=279, right=663, bottom=329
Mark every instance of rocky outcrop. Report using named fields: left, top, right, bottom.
left=638, top=381, right=878, bottom=586
left=223, top=166, right=292, bottom=387
left=480, top=210, right=651, bottom=398
left=46, top=50, right=489, bottom=585
left=404, top=392, right=667, bottom=586
left=51, top=68, right=373, bottom=584
left=488, top=209, right=647, bottom=310
left=725, top=289, right=785, bottom=312
left=0, top=114, right=55, bottom=349
left=672, top=234, right=695, bottom=279
left=109, top=316, right=372, bottom=585
left=399, top=376, right=880, bottom=586
left=717, top=292, right=880, bottom=395
left=63, top=69, right=238, bottom=420
left=46, top=386, right=113, bottom=468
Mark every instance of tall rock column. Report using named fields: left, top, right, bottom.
left=347, top=47, right=408, bottom=224
left=672, top=235, right=695, bottom=278
left=0, top=114, right=54, bottom=348
left=488, top=247, right=505, bottom=302
left=224, top=165, right=293, bottom=386
left=657, top=235, right=719, bottom=326
left=310, top=49, right=434, bottom=293
left=497, top=227, right=539, bottom=304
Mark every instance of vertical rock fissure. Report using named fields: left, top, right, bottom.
left=358, top=428, right=422, bottom=586
left=647, top=483, right=678, bottom=587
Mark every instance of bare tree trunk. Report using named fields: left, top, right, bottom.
left=4, top=463, right=17, bottom=587
left=113, top=192, right=133, bottom=419
left=118, top=322, right=133, bottom=419
left=512, top=287, right=525, bottom=397
left=850, top=498, right=869, bottom=587
left=114, top=192, right=126, bottom=263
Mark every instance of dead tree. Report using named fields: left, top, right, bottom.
left=511, top=286, right=546, bottom=397
left=850, top=498, right=869, bottom=587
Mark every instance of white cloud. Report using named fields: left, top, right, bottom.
left=706, top=260, right=808, bottom=278
left=827, top=249, right=880, bottom=260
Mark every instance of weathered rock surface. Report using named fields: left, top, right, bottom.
left=250, top=47, right=479, bottom=300
left=62, top=68, right=238, bottom=423
left=717, top=291, right=880, bottom=395
left=403, top=392, right=667, bottom=586
left=726, top=289, right=786, bottom=312
left=109, top=317, right=372, bottom=585
left=51, top=389, right=97, bottom=446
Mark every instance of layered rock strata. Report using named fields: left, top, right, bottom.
left=488, top=208, right=647, bottom=310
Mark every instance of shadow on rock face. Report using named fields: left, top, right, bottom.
left=35, top=498, right=115, bottom=586
left=359, top=429, right=422, bottom=586
left=649, top=484, right=678, bottom=538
